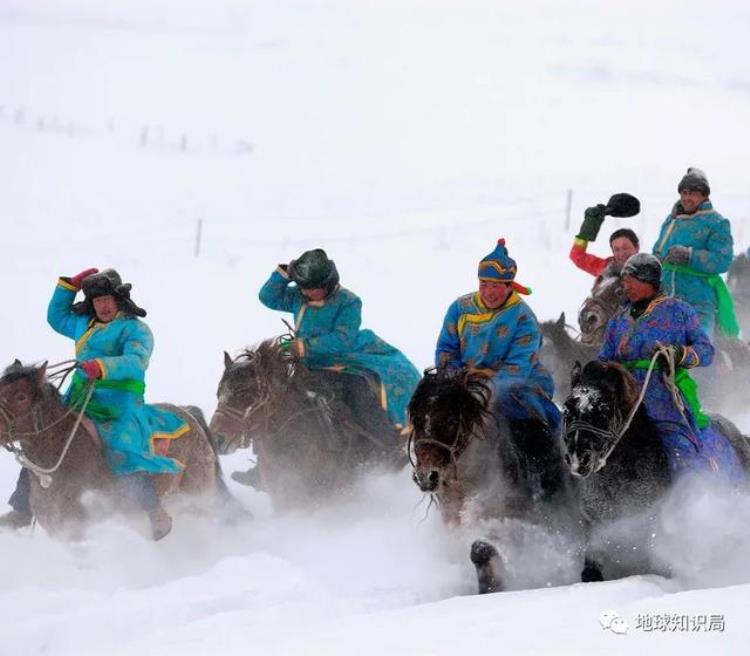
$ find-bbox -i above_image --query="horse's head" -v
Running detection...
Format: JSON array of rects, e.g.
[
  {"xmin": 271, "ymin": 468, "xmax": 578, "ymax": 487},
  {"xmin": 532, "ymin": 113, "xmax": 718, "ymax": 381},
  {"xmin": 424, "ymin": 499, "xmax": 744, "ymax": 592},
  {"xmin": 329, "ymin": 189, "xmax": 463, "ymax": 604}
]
[
  {"xmin": 578, "ymin": 276, "xmax": 624, "ymax": 346},
  {"xmin": 728, "ymin": 253, "xmax": 750, "ymax": 299},
  {"xmin": 408, "ymin": 369, "xmax": 491, "ymax": 493},
  {"xmin": 210, "ymin": 341, "xmax": 291, "ymax": 454},
  {"xmin": 0, "ymin": 360, "xmax": 50, "ymax": 444},
  {"xmin": 562, "ymin": 360, "xmax": 638, "ymax": 477}
]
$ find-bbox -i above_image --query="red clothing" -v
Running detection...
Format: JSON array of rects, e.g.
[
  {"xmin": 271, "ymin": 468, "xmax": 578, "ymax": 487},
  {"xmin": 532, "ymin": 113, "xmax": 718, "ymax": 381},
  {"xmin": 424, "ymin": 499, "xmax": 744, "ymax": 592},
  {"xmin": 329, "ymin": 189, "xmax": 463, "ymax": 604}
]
[{"xmin": 569, "ymin": 238, "xmax": 612, "ymax": 277}]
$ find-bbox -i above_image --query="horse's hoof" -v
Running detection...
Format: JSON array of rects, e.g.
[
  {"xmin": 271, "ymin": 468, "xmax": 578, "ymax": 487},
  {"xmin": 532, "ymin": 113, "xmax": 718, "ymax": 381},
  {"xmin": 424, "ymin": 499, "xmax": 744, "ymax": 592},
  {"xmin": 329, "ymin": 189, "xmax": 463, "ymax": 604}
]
[
  {"xmin": 231, "ymin": 467, "xmax": 262, "ymax": 489},
  {"xmin": 471, "ymin": 540, "xmax": 502, "ymax": 594},
  {"xmin": 149, "ymin": 507, "xmax": 173, "ymax": 541},
  {"xmin": 470, "ymin": 539, "xmax": 498, "ymax": 566},
  {"xmin": 581, "ymin": 564, "xmax": 604, "ymax": 582}
]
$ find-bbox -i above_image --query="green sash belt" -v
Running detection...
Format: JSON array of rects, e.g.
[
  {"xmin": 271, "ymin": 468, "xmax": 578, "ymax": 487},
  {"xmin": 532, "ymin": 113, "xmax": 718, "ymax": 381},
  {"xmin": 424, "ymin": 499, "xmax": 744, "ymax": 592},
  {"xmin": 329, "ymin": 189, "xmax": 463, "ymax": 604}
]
[
  {"xmin": 68, "ymin": 376, "xmax": 146, "ymax": 422},
  {"xmin": 663, "ymin": 263, "xmax": 739, "ymax": 338},
  {"xmin": 624, "ymin": 359, "xmax": 709, "ymax": 429}
]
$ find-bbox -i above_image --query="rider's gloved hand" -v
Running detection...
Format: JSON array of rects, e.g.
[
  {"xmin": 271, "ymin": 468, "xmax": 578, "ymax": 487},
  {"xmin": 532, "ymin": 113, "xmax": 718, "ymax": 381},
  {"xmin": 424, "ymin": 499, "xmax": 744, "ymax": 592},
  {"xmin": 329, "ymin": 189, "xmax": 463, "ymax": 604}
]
[
  {"xmin": 69, "ymin": 268, "xmax": 99, "ymax": 290},
  {"xmin": 279, "ymin": 337, "xmax": 304, "ymax": 357},
  {"xmin": 576, "ymin": 205, "xmax": 607, "ymax": 242},
  {"xmin": 664, "ymin": 246, "xmax": 691, "ymax": 265},
  {"xmin": 655, "ymin": 345, "xmax": 686, "ymax": 370},
  {"xmin": 79, "ymin": 360, "xmax": 103, "ymax": 380}
]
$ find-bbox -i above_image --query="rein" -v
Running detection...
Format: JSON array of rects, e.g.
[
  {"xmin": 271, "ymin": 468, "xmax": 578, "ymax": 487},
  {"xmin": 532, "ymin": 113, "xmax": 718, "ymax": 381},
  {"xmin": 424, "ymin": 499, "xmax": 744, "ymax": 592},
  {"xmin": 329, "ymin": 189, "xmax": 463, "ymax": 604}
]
[
  {"xmin": 3, "ymin": 381, "xmax": 95, "ymax": 488},
  {"xmin": 564, "ymin": 345, "xmax": 674, "ymax": 466}
]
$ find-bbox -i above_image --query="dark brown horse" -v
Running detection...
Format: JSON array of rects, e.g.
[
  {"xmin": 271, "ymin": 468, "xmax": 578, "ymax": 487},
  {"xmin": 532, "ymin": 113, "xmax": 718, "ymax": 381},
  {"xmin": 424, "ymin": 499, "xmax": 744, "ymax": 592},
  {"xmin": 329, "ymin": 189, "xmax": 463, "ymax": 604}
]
[
  {"xmin": 539, "ymin": 313, "xmax": 597, "ymax": 402},
  {"xmin": 0, "ymin": 361, "xmax": 226, "ymax": 540},
  {"xmin": 210, "ymin": 340, "xmax": 403, "ymax": 511},
  {"xmin": 409, "ymin": 368, "xmax": 581, "ymax": 593}
]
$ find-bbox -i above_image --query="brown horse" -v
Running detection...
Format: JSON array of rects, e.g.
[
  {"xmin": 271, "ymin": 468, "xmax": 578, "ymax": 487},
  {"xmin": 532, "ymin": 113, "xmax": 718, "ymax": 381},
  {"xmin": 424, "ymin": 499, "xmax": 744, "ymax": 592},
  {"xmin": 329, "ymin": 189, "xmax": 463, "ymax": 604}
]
[
  {"xmin": 0, "ymin": 361, "xmax": 226, "ymax": 540},
  {"xmin": 210, "ymin": 340, "xmax": 403, "ymax": 512},
  {"xmin": 409, "ymin": 368, "xmax": 581, "ymax": 593}
]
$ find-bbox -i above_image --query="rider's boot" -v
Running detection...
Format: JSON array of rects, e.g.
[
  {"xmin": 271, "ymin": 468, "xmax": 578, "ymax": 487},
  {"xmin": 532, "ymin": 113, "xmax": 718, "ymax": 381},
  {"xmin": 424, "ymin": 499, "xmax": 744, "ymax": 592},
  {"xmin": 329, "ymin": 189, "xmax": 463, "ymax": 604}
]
[
  {"xmin": 148, "ymin": 503, "xmax": 173, "ymax": 541},
  {"xmin": 1, "ymin": 468, "xmax": 33, "ymax": 529},
  {"xmin": 231, "ymin": 465, "xmax": 262, "ymax": 489},
  {"xmin": 127, "ymin": 473, "xmax": 173, "ymax": 541}
]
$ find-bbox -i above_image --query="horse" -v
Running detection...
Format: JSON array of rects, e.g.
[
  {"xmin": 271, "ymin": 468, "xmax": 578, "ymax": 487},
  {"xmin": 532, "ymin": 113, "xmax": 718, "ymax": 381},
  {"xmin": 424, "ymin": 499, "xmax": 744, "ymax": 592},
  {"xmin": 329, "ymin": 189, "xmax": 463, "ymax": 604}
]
[
  {"xmin": 561, "ymin": 359, "xmax": 750, "ymax": 582},
  {"xmin": 0, "ymin": 361, "xmax": 228, "ymax": 540},
  {"xmin": 409, "ymin": 368, "xmax": 581, "ymax": 594},
  {"xmin": 539, "ymin": 313, "xmax": 597, "ymax": 402},
  {"xmin": 577, "ymin": 274, "xmax": 624, "ymax": 345},
  {"xmin": 209, "ymin": 340, "xmax": 403, "ymax": 511}
]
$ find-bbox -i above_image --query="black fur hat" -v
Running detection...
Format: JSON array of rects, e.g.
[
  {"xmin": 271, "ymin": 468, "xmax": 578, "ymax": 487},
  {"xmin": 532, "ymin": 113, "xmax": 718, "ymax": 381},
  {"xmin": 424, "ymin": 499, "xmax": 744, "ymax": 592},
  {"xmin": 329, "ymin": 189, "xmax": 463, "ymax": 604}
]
[{"xmin": 72, "ymin": 269, "xmax": 147, "ymax": 318}]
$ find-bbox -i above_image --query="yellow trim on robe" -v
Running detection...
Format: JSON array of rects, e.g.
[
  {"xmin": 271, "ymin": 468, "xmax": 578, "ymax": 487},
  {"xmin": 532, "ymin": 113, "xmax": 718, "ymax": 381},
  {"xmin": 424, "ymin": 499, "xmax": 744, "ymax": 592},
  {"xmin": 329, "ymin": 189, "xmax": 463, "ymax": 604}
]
[
  {"xmin": 295, "ymin": 304, "xmax": 307, "ymax": 332},
  {"xmin": 655, "ymin": 219, "xmax": 677, "ymax": 255},
  {"xmin": 58, "ymin": 278, "xmax": 78, "ymax": 292},
  {"xmin": 457, "ymin": 292, "xmax": 522, "ymax": 336}
]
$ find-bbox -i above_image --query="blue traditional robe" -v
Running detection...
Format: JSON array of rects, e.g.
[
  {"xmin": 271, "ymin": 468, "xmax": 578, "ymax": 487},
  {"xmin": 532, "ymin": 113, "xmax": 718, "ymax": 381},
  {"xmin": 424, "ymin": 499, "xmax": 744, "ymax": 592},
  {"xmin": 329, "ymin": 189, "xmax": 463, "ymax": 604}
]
[
  {"xmin": 435, "ymin": 291, "xmax": 559, "ymax": 430},
  {"xmin": 599, "ymin": 295, "xmax": 743, "ymax": 481},
  {"xmin": 48, "ymin": 280, "xmax": 188, "ymax": 477},
  {"xmin": 259, "ymin": 269, "xmax": 420, "ymax": 428},
  {"xmin": 653, "ymin": 200, "xmax": 734, "ymax": 334}
]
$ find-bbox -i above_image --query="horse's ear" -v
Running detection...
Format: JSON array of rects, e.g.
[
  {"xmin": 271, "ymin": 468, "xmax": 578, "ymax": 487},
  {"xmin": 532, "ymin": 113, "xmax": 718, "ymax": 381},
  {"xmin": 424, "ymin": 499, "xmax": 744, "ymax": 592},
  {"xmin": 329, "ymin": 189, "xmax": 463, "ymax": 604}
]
[
  {"xmin": 571, "ymin": 360, "xmax": 582, "ymax": 388},
  {"xmin": 556, "ymin": 312, "xmax": 566, "ymax": 328},
  {"xmin": 36, "ymin": 361, "xmax": 48, "ymax": 385},
  {"xmin": 223, "ymin": 351, "xmax": 233, "ymax": 369},
  {"xmin": 13, "ymin": 358, "xmax": 22, "ymax": 366}
]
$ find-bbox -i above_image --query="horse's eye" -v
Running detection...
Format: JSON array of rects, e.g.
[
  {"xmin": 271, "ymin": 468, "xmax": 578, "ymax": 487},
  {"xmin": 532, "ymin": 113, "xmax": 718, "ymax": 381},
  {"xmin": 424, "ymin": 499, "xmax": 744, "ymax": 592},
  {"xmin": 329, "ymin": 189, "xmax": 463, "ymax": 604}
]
[{"xmin": 15, "ymin": 392, "xmax": 27, "ymax": 403}]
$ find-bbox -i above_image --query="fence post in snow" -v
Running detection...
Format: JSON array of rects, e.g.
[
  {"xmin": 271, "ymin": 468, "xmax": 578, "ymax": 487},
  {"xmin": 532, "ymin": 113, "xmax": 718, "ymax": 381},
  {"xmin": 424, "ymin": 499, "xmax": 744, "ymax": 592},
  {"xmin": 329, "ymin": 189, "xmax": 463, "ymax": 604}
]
[
  {"xmin": 140, "ymin": 127, "xmax": 149, "ymax": 147},
  {"xmin": 564, "ymin": 189, "xmax": 573, "ymax": 233},
  {"xmin": 195, "ymin": 219, "xmax": 203, "ymax": 257}
]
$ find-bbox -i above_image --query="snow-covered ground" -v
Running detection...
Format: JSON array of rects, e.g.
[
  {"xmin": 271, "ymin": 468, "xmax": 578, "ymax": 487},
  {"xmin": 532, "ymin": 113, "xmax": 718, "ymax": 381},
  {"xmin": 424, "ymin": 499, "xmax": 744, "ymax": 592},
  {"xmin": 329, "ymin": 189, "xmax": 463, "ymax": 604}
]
[{"xmin": 2, "ymin": 1, "xmax": 750, "ymax": 654}]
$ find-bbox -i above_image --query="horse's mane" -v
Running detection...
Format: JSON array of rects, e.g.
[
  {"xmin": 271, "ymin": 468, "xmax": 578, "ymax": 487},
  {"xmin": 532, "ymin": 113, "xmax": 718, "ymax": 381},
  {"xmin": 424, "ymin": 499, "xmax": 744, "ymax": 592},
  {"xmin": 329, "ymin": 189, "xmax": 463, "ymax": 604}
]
[
  {"xmin": 579, "ymin": 360, "xmax": 639, "ymax": 413},
  {"xmin": 1, "ymin": 361, "xmax": 60, "ymax": 401},
  {"xmin": 409, "ymin": 368, "xmax": 493, "ymax": 444}
]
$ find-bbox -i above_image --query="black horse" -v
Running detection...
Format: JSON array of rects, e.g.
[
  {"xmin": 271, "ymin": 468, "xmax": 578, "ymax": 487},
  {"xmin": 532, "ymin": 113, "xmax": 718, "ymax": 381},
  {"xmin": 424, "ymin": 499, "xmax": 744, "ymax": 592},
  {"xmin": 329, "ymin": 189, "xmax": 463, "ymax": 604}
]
[
  {"xmin": 562, "ymin": 359, "xmax": 750, "ymax": 582},
  {"xmin": 409, "ymin": 369, "xmax": 581, "ymax": 593}
]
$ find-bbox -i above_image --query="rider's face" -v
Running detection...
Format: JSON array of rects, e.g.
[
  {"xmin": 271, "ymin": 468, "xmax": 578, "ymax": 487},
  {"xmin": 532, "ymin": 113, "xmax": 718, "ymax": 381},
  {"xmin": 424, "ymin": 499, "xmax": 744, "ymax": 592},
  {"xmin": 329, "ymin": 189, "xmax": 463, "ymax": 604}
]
[
  {"xmin": 679, "ymin": 189, "xmax": 707, "ymax": 214},
  {"xmin": 301, "ymin": 288, "xmax": 327, "ymax": 302},
  {"xmin": 478, "ymin": 280, "xmax": 512, "ymax": 309},
  {"xmin": 610, "ymin": 237, "xmax": 638, "ymax": 265},
  {"xmin": 622, "ymin": 275, "xmax": 656, "ymax": 303},
  {"xmin": 93, "ymin": 295, "xmax": 118, "ymax": 323}
]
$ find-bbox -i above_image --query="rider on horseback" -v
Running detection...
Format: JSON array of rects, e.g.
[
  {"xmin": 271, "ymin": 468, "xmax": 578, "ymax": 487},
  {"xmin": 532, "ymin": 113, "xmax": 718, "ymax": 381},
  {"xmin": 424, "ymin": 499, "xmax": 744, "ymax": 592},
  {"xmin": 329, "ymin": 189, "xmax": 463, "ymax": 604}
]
[
  {"xmin": 598, "ymin": 253, "xmax": 744, "ymax": 481},
  {"xmin": 255, "ymin": 248, "xmax": 420, "ymax": 453},
  {"xmin": 570, "ymin": 205, "xmax": 640, "ymax": 288},
  {"xmin": 2, "ymin": 268, "xmax": 187, "ymax": 539},
  {"xmin": 653, "ymin": 167, "xmax": 738, "ymax": 337},
  {"xmin": 435, "ymin": 238, "xmax": 562, "ymax": 499}
]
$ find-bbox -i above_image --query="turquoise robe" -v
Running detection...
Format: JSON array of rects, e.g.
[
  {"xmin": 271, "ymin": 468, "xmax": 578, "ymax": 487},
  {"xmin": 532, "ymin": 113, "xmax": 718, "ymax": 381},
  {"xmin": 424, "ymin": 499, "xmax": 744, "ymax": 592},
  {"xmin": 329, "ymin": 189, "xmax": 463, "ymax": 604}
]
[
  {"xmin": 47, "ymin": 280, "xmax": 187, "ymax": 477},
  {"xmin": 653, "ymin": 200, "xmax": 734, "ymax": 334},
  {"xmin": 259, "ymin": 269, "xmax": 420, "ymax": 428}
]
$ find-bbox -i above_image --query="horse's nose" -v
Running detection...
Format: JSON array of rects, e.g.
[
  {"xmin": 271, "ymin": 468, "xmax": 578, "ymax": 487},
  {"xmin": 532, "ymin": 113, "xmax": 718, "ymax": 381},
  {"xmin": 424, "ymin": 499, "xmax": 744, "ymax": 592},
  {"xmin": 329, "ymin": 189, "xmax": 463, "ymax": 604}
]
[
  {"xmin": 413, "ymin": 469, "xmax": 440, "ymax": 492},
  {"xmin": 564, "ymin": 452, "xmax": 572, "ymax": 465}
]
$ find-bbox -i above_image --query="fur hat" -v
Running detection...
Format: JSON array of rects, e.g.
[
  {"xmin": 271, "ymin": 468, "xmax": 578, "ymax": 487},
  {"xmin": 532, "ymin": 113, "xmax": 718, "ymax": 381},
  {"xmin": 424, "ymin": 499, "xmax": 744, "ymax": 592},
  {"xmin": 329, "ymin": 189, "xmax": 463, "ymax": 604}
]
[
  {"xmin": 288, "ymin": 249, "xmax": 340, "ymax": 295},
  {"xmin": 72, "ymin": 269, "xmax": 147, "ymax": 317},
  {"xmin": 678, "ymin": 167, "xmax": 710, "ymax": 196},
  {"xmin": 621, "ymin": 253, "xmax": 662, "ymax": 290}
]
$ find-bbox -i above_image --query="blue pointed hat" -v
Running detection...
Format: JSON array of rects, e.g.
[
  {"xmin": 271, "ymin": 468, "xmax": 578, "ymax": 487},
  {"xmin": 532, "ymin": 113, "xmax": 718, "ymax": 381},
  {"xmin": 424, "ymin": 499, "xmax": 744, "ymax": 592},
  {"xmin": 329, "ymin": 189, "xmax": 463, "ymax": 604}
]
[
  {"xmin": 478, "ymin": 238, "xmax": 532, "ymax": 294},
  {"xmin": 478, "ymin": 238, "xmax": 517, "ymax": 281}
]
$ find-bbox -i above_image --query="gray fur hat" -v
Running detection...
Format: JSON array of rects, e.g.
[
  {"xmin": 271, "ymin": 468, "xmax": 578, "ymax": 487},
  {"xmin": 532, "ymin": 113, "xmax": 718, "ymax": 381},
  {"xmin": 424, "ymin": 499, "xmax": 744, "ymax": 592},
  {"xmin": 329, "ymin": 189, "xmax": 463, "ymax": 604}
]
[
  {"xmin": 678, "ymin": 167, "xmax": 710, "ymax": 196},
  {"xmin": 621, "ymin": 253, "xmax": 662, "ymax": 290}
]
